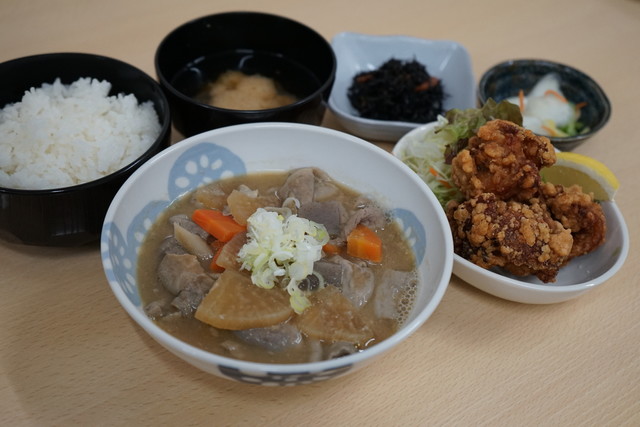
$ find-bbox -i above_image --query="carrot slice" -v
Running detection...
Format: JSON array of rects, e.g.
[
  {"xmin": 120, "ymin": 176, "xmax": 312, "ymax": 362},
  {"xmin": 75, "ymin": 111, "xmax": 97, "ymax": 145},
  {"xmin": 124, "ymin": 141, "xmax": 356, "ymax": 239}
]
[
  {"xmin": 541, "ymin": 124, "xmax": 558, "ymax": 136},
  {"xmin": 322, "ymin": 242, "xmax": 341, "ymax": 255},
  {"xmin": 209, "ymin": 240, "xmax": 226, "ymax": 273},
  {"xmin": 518, "ymin": 89, "xmax": 525, "ymax": 112},
  {"xmin": 347, "ymin": 224, "xmax": 382, "ymax": 263},
  {"xmin": 544, "ymin": 89, "xmax": 567, "ymax": 103},
  {"xmin": 414, "ymin": 80, "xmax": 431, "ymax": 91},
  {"xmin": 428, "ymin": 167, "xmax": 452, "ymax": 188},
  {"xmin": 192, "ymin": 209, "xmax": 246, "ymax": 242}
]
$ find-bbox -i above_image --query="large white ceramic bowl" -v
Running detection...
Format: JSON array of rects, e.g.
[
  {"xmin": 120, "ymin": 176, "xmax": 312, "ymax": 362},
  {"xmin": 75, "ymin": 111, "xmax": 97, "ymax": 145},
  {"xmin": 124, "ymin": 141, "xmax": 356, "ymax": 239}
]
[
  {"xmin": 393, "ymin": 122, "xmax": 629, "ymax": 304},
  {"xmin": 328, "ymin": 32, "xmax": 475, "ymax": 142},
  {"xmin": 101, "ymin": 122, "xmax": 453, "ymax": 385}
]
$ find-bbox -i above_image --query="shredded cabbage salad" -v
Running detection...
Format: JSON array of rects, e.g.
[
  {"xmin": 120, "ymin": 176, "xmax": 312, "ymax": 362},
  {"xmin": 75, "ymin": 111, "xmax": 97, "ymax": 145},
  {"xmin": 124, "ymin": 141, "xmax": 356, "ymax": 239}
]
[
  {"xmin": 399, "ymin": 116, "xmax": 462, "ymax": 207},
  {"xmin": 397, "ymin": 99, "xmax": 523, "ymax": 207},
  {"xmin": 237, "ymin": 208, "xmax": 329, "ymax": 314}
]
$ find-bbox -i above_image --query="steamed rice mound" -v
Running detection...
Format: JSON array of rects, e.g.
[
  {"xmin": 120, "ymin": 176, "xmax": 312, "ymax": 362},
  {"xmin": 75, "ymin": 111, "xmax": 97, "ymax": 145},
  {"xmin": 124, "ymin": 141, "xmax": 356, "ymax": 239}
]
[{"xmin": 0, "ymin": 77, "xmax": 161, "ymax": 190}]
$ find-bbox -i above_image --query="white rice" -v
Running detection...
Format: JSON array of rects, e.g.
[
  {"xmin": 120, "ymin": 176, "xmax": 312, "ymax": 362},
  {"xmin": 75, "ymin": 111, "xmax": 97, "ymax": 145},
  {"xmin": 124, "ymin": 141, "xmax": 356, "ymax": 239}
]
[{"xmin": 0, "ymin": 77, "xmax": 162, "ymax": 190}]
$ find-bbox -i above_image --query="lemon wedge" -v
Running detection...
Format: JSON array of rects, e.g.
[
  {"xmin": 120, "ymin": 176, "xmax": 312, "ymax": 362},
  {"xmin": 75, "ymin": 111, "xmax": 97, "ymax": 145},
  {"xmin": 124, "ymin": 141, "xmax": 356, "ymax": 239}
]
[{"xmin": 540, "ymin": 152, "xmax": 620, "ymax": 201}]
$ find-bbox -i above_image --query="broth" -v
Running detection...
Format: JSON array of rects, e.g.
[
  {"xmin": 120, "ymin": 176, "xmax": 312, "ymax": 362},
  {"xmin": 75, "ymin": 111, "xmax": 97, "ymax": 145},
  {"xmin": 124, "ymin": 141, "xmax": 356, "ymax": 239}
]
[
  {"xmin": 138, "ymin": 168, "xmax": 418, "ymax": 364},
  {"xmin": 170, "ymin": 49, "xmax": 320, "ymax": 109}
]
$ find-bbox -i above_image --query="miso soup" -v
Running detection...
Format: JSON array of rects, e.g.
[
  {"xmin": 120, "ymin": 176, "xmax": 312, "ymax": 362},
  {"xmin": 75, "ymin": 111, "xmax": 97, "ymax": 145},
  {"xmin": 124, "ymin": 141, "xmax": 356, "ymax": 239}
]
[{"xmin": 170, "ymin": 49, "xmax": 319, "ymax": 110}]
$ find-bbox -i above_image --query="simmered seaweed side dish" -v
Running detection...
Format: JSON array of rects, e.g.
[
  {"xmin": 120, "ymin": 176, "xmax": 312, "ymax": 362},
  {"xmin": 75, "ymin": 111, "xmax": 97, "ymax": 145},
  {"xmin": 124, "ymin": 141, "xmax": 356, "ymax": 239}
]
[
  {"xmin": 348, "ymin": 58, "xmax": 445, "ymax": 123},
  {"xmin": 138, "ymin": 168, "xmax": 418, "ymax": 364}
]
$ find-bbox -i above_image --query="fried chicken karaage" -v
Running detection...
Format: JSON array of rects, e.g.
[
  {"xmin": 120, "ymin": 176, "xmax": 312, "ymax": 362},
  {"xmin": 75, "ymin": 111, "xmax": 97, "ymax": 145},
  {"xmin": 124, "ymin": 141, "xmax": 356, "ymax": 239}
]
[
  {"xmin": 540, "ymin": 182, "xmax": 606, "ymax": 258},
  {"xmin": 451, "ymin": 119, "xmax": 556, "ymax": 201},
  {"xmin": 446, "ymin": 119, "xmax": 606, "ymax": 283},
  {"xmin": 447, "ymin": 193, "xmax": 573, "ymax": 283}
]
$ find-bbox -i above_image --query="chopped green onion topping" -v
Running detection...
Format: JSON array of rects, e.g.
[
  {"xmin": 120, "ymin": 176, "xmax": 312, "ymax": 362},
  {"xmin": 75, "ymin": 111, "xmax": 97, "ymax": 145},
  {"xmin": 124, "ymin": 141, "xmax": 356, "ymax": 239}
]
[{"xmin": 238, "ymin": 208, "xmax": 329, "ymax": 314}]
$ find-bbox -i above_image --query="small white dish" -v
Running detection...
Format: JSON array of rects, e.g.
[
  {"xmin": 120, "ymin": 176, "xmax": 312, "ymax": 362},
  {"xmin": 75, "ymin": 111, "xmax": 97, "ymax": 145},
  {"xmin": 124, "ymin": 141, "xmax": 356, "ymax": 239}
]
[
  {"xmin": 393, "ymin": 122, "xmax": 630, "ymax": 304},
  {"xmin": 328, "ymin": 32, "xmax": 475, "ymax": 142}
]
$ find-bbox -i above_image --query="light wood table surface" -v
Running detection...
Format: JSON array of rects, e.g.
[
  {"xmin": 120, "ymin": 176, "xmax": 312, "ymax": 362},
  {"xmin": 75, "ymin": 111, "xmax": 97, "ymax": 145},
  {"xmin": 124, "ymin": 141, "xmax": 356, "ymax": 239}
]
[{"xmin": 1, "ymin": 0, "xmax": 638, "ymax": 425}]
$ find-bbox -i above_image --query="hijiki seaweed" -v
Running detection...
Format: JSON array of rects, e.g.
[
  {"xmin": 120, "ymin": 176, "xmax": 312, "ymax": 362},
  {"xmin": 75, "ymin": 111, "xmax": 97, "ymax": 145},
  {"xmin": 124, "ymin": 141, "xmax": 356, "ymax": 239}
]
[{"xmin": 347, "ymin": 58, "xmax": 445, "ymax": 123}]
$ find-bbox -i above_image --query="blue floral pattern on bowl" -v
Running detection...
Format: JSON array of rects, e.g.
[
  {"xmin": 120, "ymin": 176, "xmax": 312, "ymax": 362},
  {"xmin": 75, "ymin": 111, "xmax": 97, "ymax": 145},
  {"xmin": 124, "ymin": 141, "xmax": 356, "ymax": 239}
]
[
  {"xmin": 102, "ymin": 142, "xmax": 246, "ymax": 306},
  {"xmin": 218, "ymin": 363, "xmax": 353, "ymax": 386},
  {"xmin": 391, "ymin": 207, "xmax": 426, "ymax": 266}
]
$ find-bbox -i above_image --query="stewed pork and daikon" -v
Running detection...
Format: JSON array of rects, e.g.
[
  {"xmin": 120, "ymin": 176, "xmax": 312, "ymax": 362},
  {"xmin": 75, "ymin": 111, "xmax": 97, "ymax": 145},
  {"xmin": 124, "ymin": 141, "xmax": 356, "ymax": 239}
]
[{"xmin": 137, "ymin": 168, "xmax": 418, "ymax": 364}]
